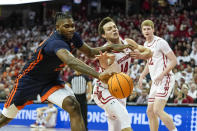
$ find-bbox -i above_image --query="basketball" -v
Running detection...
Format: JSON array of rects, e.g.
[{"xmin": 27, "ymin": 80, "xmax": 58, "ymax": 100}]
[{"xmin": 108, "ymin": 72, "xmax": 133, "ymax": 99}]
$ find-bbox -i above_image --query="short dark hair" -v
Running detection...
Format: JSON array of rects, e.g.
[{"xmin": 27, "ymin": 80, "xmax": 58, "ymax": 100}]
[
  {"xmin": 98, "ymin": 17, "xmax": 114, "ymax": 36},
  {"xmin": 55, "ymin": 12, "xmax": 73, "ymax": 24}
]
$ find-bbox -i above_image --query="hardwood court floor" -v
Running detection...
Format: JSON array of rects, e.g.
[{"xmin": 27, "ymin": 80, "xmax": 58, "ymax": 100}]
[{"xmin": 0, "ymin": 125, "xmax": 105, "ymax": 131}]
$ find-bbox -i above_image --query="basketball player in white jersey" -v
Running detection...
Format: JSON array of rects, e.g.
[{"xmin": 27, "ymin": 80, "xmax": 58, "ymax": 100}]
[
  {"xmin": 93, "ymin": 17, "xmax": 152, "ymax": 131},
  {"xmin": 139, "ymin": 20, "xmax": 178, "ymax": 131},
  {"xmin": 30, "ymin": 102, "xmax": 57, "ymax": 128}
]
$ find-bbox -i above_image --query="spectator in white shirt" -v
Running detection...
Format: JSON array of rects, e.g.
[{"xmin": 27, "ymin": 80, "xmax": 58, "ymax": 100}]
[
  {"xmin": 188, "ymin": 83, "xmax": 197, "ymax": 100},
  {"xmin": 190, "ymin": 48, "xmax": 197, "ymax": 65},
  {"xmin": 185, "ymin": 65, "xmax": 193, "ymax": 82},
  {"xmin": 129, "ymin": 60, "xmax": 140, "ymax": 80}
]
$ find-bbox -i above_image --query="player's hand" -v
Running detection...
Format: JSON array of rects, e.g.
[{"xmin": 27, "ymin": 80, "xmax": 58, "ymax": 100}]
[
  {"xmin": 109, "ymin": 44, "xmax": 129, "ymax": 52},
  {"xmin": 95, "ymin": 51, "xmax": 115, "ymax": 69},
  {"xmin": 154, "ymin": 74, "xmax": 164, "ymax": 85},
  {"xmin": 99, "ymin": 71, "xmax": 115, "ymax": 84},
  {"xmin": 138, "ymin": 76, "xmax": 144, "ymax": 89},
  {"xmin": 86, "ymin": 93, "xmax": 92, "ymax": 101},
  {"xmin": 130, "ymin": 49, "xmax": 142, "ymax": 59}
]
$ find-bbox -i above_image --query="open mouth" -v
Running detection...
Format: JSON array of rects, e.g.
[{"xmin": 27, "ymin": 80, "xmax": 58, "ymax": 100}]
[{"xmin": 113, "ymin": 32, "xmax": 118, "ymax": 35}]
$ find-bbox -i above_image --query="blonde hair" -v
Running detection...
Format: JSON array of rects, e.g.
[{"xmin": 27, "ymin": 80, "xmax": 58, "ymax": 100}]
[{"xmin": 141, "ymin": 20, "xmax": 154, "ymax": 29}]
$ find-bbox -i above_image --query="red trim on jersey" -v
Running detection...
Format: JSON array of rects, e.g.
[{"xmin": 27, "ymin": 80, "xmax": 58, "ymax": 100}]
[
  {"xmin": 148, "ymin": 98, "xmax": 155, "ymax": 99},
  {"xmin": 148, "ymin": 98, "xmax": 155, "ymax": 102},
  {"xmin": 147, "ymin": 40, "xmax": 156, "ymax": 47},
  {"xmin": 94, "ymin": 86, "xmax": 115, "ymax": 104},
  {"xmin": 155, "ymin": 75, "xmax": 171, "ymax": 97}
]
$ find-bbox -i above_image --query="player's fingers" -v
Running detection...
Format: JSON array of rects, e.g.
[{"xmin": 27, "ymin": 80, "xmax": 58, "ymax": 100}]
[
  {"xmin": 99, "ymin": 51, "xmax": 103, "ymax": 55},
  {"xmin": 95, "ymin": 55, "xmax": 101, "ymax": 57},
  {"xmin": 111, "ymin": 72, "xmax": 117, "ymax": 75},
  {"xmin": 93, "ymin": 57, "xmax": 98, "ymax": 61},
  {"xmin": 103, "ymin": 51, "xmax": 107, "ymax": 55}
]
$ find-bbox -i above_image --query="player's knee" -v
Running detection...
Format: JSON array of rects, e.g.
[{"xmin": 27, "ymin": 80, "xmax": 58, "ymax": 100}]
[
  {"xmin": 0, "ymin": 114, "xmax": 13, "ymax": 127},
  {"xmin": 146, "ymin": 108, "xmax": 154, "ymax": 116},
  {"xmin": 153, "ymin": 108, "xmax": 161, "ymax": 117},
  {"xmin": 62, "ymin": 96, "xmax": 81, "ymax": 114}
]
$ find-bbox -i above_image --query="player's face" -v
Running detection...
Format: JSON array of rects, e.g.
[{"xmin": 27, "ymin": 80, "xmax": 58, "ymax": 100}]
[
  {"xmin": 142, "ymin": 26, "xmax": 154, "ymax": 38},
  {"xmin": 102, "ymin": 22, "xmax": 119, "ymax": 40},
  {"xmin": 57, "ymin": 18, "xmax": 75, "ymax": 39}
]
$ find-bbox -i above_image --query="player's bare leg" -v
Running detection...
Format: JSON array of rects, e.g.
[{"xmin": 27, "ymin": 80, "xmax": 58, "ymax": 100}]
[
  {"xmin": 62, "ymin": 96, "xmax": 86, "ymax": 131},
  {"xmin": 0, "ymin": 114, "xmax": 13, "ymax": 127},
  {"xmin": 153, "ymin": 99, "xmax": 176, "ymax": 131},
  {"xmin": 122, "ymin": 127, "xmax": 133, "ymax": 131},
  {"xmin": 147, "ymin": 103, "xmax": 159, "ymax": 131}
]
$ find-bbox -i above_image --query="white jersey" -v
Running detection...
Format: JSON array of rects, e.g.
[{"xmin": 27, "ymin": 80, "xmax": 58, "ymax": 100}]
[
  {"xmin": 93, "ymin": 39, "xmax": 132, "ymax": 106},
  {"xmin": 95, "ymin": 39, "xmax": 132, "ymax": 89},
  {"xmin": 144, "ymin": 36, "xmax": 174, "ymax": 80},
  {"xmin": 93, "ymin": 40, "xmax": 133, "ymax": 129}
]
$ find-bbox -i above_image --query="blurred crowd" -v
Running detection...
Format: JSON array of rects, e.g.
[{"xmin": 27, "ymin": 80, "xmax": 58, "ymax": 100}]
[{"xmin": 0, "ymin": 3, "xmax": 197, "ymax": 105}]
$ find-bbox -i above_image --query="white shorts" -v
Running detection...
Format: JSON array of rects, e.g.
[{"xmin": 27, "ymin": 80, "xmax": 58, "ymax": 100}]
[
  {"xmin": 93, "ymin": 85, "xmax": 131, "ymax": 130},
  {"xmin": 2, "ymin": 85, "xmax": 75, "ymax": 118},
  {"xmin": 148, "ymin": 75, "xmax": 175, "ymax": 103}
]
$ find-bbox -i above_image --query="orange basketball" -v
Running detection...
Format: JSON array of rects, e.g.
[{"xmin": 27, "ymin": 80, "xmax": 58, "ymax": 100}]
[{"xmin": 108, "ymin": 72, "xmax": 133, "ymax": 99}]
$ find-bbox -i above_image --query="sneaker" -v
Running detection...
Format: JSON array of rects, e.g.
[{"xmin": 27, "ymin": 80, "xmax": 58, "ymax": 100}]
[
  {"xmin": 39, "ymin": 124, "xmax": 46, "ymax": 128},
  {"xmin": 30, "ymin": 123, "xmax": 38, "ymax": 128}
]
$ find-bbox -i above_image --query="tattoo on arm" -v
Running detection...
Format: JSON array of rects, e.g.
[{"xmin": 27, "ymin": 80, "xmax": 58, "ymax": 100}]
[{"xmin": 56, "ymin": 49, "xmax": 99, "ymax": 78}]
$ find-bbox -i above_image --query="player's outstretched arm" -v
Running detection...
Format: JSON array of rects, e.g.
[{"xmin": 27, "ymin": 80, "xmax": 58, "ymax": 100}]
[
  {"xmin": 125, "ymin": 38, "xmax": 152, "ymax": 60},
  {"xmin": 56, "ymin": 48, "xmax": 100, "ymax": 79},
  {"xmin": 56, "ymin": 49, "xmax": 112, "ymax": 83},
  {"xmin": 78, "ymin": 42, "xmax": 129, "ymax": 58}
]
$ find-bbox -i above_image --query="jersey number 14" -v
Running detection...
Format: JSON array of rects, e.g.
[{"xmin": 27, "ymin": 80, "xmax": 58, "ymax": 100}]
[{"xmin": 121, "ymin": 62, "xmax": 128, "ymax": 73}]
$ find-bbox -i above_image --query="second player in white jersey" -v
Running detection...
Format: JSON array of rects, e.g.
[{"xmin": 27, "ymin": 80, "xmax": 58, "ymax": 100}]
[
  {"xmin": 144, "ymin": 36, "xmax": 173, "ymax": 80},
  {"xmin": 139, "ymin": 19, "xmax": 177, "ymax": 131},
  {"xmin": 144, "ymin": 36, "xmax": 175, "ymax": 101}
]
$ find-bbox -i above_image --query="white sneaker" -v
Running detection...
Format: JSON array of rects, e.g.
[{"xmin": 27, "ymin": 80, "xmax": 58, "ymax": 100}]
[
  {"xmin": 30, "ymin": 123, "xmax": 38, "ymax": 128},
  {"xmin": 39, "ymin": 124, "xmax": 46, "ymax": 128}
]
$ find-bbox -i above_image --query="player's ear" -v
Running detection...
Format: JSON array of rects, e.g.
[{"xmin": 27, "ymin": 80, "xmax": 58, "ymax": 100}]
[{"xmin": 102, "ymin": 34, "xmax": 106, "ymax": 39}]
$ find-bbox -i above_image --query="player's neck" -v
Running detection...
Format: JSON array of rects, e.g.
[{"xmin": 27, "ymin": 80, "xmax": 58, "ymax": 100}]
[{"xmin": 146, "ymin": 35, "xmax": 154, "ymax": 43}]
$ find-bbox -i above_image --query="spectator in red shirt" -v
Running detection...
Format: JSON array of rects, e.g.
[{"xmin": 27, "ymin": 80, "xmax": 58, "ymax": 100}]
[{"xmin": 174, "ymin": 84, "xmax": 193, "ymax": 104}]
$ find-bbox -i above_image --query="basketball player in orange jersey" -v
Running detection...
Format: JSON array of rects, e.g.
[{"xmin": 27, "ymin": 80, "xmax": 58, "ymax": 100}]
[
  {"xmin": 93, "ymin": 17, "xmax": 152, "ymax": 131},
  {"xmin": 139, "ymin": 20, "xmax": 178, "ymax": 131}
]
